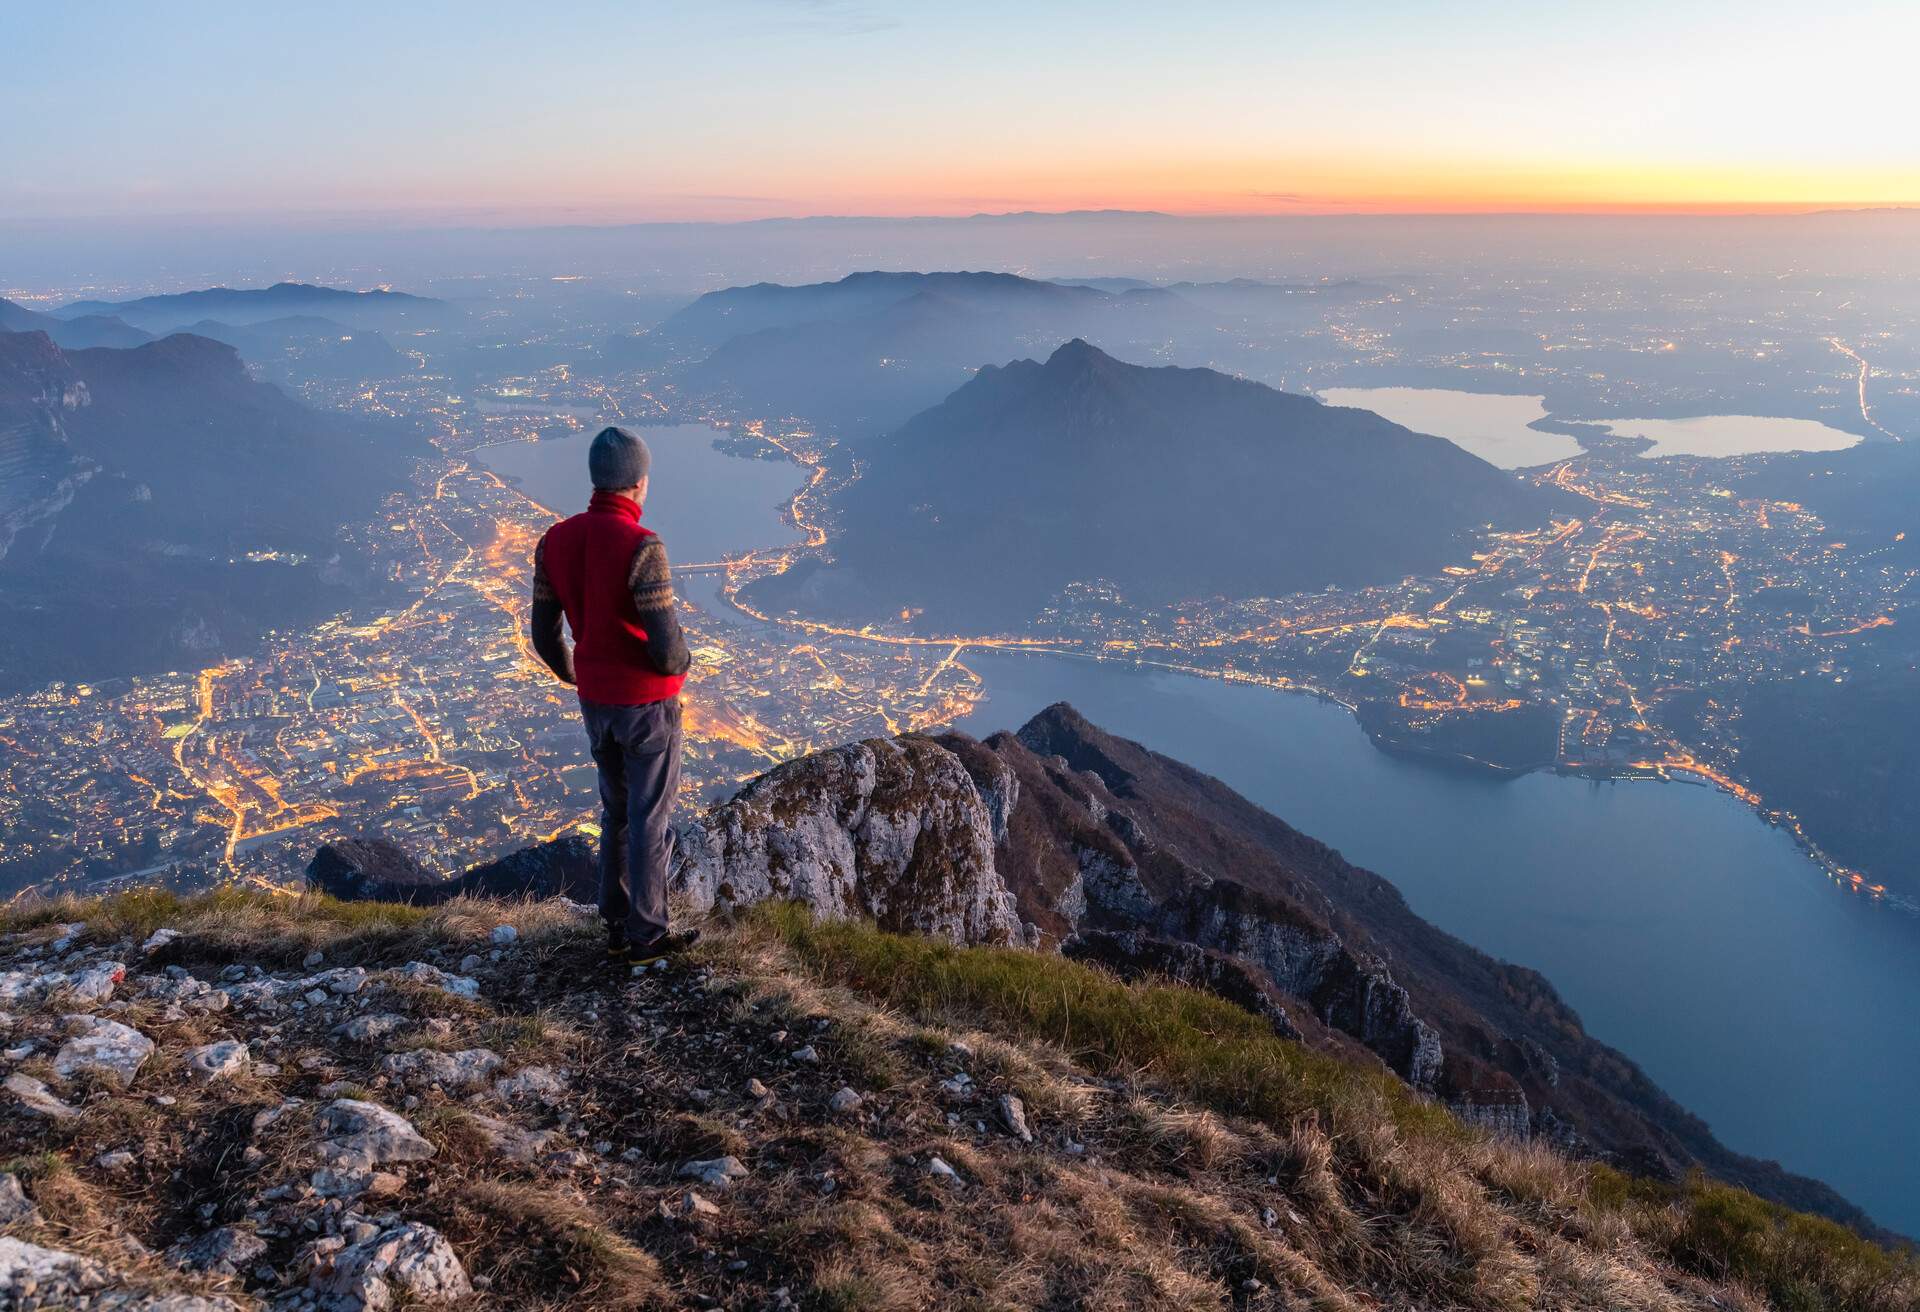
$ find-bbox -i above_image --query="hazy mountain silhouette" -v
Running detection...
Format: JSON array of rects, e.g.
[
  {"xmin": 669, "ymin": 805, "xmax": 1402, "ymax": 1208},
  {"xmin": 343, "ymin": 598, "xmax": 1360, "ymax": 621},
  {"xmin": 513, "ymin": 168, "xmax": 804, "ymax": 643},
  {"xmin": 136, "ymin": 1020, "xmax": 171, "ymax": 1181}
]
[
  {"xmin": 54, "ymin": 281, "xmax": 450, "ymax": 333},
  {"xmin": 749, "ymin": 339, "xmax": 1550, "ymax": 628},
  {"xmin": 653, "ymin": 270, "xmax": 1197, "ymax": 432},
  {"xmin": 0, "ymin": 297, "xmax": 152, "ymax": 349},
  {"xmin": 181, "ymin": 315, "xmax": 411, "ymax": 382},
  {"xmin": 0, "ymin": 330, "xmax": 421, "ymax": 689}
]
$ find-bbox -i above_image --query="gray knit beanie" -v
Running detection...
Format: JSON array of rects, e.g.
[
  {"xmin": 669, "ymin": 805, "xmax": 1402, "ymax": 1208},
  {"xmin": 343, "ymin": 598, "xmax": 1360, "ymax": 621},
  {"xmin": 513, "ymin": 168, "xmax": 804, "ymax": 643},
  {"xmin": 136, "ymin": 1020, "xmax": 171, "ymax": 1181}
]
[{"xmin": 588, "ymin": 425, "xmax": 651, "ymax": 490}]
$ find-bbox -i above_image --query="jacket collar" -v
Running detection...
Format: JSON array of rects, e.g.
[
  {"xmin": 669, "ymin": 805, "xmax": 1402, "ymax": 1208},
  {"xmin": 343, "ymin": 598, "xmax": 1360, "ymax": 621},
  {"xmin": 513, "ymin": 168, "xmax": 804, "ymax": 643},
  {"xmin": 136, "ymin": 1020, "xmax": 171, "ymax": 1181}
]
[{"xmin": 588, "ymin": 489, "xmax": 642, "ymax": 522}]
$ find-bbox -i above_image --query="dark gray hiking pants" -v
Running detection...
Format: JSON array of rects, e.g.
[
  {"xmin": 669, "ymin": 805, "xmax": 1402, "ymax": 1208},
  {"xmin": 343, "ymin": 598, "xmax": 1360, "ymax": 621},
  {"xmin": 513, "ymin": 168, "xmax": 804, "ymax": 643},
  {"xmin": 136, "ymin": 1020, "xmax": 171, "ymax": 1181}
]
[{"xmin": 579, "ymin": 696, "xmax": 683, "ymax": 946}]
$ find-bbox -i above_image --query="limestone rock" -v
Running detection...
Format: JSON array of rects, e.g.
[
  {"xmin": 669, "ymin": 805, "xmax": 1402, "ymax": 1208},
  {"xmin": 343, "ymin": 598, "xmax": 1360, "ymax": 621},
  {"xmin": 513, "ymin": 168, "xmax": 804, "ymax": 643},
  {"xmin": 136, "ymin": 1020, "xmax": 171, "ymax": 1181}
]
[
  {"xmin": 68, "ymin": 960, "xmax": 127, "ymax": 1003},
  {"xmin": 0, "ymin": 1236, "xmax": 112, "ymax": 1303},
  {"xmin": 379, "ymin": 1047, "xmax": 502, "ymax": 1093},
  {"xmin": 462, "ymin": 1113, "xmax": 554, "ymax": 1162},
  {"xmin": 317, "ymin": 1099, "xmax": 436, "ymax": 1171},
  {"xmin": 678, "ymin": 1155, "xmax": 748, "ymax": 1189},
  {"xmin": 392, "ymin": 962, "xmax": 480, "ymax": 1000},
  {"xmin": 492, "ymin": 1065, "xmax": 568, "ymax": 1105},
  {"xmin": 671, "ymin": 735, "xmax": 1021, "ymax": 944},
  {"xmin": 4, "ymin": 1072, "xmax": 79, "ymax": 1120},
  {"xmin": 53, "ymin": 1014, "xmax": 154, "ymax": 1089},
  {"xmin": 185, "ymin": 1039, "xmax": 250, "ymax": 1084},
  {"xmin": 0, "ymin": 1173, "xmax": 39, "ymax": 1228},
  {"xmin": 310, "ymin": 1220, "xmax": 470, "ymax": 1309},
  {"xmin": 168, "ymin": 1224, "xmax": 267, "ymax": 1274},
  {"xmin": 996, "ymin": 1093, "xmax": 1033, "ymax": 1143}
]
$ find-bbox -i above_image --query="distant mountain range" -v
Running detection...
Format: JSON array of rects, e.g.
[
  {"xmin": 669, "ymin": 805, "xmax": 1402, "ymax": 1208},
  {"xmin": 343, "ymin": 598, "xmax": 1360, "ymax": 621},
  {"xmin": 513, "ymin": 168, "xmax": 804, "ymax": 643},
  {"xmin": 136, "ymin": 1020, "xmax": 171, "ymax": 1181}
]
[
  {"xmin": 0, "ymin": 329, "xmax": 421, "ymax": 691},
  {"xmin": 625, "ymin": 269, "xmax": 1401, "ymax": 432},
  {"xmin": 180, "ymin": 315, "xmax": 412, "ymax": 382},
  {"xmin": 632, "ymin": 270, "xmax": 1189, "ymax": 431},
  {"xmin": 51, "ymin": 282, "xmax": 450, "ymax": 334},
  {"xmin": 0, "ymin": 297, "xmax": 152, "ymax": 350},
  {"xmin": 749, "ymin": 339, "xmax": 1551, "ymax": 628}
]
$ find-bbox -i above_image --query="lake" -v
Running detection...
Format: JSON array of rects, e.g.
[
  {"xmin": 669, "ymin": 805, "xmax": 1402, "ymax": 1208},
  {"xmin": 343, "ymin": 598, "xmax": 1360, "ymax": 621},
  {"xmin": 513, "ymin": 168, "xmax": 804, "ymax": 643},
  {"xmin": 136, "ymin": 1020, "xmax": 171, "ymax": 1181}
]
[
  {"xmin": 478, "ymin": 423, "xmax": 803, "ymax": 564},
  {"xmin": 948, "ymin": 647, "xmax": 1919, "ymax": 1235},
  {"xmin": 1594, "ymin": 414, "xmax": 1863, "ymax": 459},
  {"xmin": 1317, "ymin": 387, "xmax": 1584, "ymax": 468}
]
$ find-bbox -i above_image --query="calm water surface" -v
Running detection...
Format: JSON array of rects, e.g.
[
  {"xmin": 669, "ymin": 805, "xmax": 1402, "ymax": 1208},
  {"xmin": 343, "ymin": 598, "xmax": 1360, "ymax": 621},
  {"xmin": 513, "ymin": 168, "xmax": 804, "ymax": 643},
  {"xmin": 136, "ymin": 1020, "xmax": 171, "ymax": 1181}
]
[
  {"xmin": 1594, "ymin": 414, "xmax": 1863, "ymax": 459},
  {"xmin": 1317, "ymin": 387, "xmax": 1583, "ymax": 467},
  {"xmin": 479, "ymin": 423, "xmax": 802, "ymax": 563},
  {"xmin": 950, "ymin": 648, "xmax": 1917, "ymax": 1235},
  {"xmin": 664, "ymin": 447, "xmax": 1910, "ymax": 1232}
]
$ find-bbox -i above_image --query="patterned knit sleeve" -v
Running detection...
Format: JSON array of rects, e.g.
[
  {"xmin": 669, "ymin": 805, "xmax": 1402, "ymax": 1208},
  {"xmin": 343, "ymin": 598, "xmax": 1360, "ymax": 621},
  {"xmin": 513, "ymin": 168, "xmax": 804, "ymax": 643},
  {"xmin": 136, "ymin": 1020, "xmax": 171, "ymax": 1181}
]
[
  {"xmin": 627, "ymin": 537, "xmax": 691, "ymax": 677},
  {"xmin": 529, "ymin": 533, "xmax": 575, "ymax": 684}
]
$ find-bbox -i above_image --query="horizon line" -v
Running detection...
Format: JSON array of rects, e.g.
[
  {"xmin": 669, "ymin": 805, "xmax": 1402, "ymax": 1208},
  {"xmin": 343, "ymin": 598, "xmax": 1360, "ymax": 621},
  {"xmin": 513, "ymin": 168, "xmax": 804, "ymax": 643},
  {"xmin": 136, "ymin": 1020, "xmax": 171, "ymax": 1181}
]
[{"xmin": 7, "ymin": 202, "xmax": 1920, "ymax": 235}]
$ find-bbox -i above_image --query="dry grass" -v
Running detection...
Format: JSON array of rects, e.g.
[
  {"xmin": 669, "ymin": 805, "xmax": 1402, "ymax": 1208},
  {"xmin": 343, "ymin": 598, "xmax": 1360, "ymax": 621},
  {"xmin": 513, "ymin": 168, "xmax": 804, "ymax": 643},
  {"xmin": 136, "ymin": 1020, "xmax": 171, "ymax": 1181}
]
[
  {"xmin": 3, "ymin": 889, "xmax": 1913, "ymax": 1312},
  {"xmin": 740, "ymin": 902, "xmax": 1920, "ymax": 1312},
  {"xmin": 444, "ymin": 1179, "xmax": 664, "ymax": 1310}
]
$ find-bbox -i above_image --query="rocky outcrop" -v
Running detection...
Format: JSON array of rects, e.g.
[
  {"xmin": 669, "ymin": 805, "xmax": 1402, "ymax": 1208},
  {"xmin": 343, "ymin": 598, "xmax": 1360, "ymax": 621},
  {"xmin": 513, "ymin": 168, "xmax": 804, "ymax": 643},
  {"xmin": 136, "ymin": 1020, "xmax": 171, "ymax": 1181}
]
[
  {"xmin": 1062, "ymin": 929, "xmax": 1302, "ymax": 1041},
  {"xmin": 1154, "ymin": 882, "xmax": 1443, "ymax": 1089},
  {"xmin": 306, "ymin": 838, "xmax": 438, "ymax": 902},
  {"xmin": 307, "ymin": 835, "xmax": 595, "ymax": 906},
  {"xmin": 452, "ymin": 834, "xmax": 595, "ymax": 902},
  {"xmin": 670, "ymin": 735, "xmax": 1022, "ymax": 944}
]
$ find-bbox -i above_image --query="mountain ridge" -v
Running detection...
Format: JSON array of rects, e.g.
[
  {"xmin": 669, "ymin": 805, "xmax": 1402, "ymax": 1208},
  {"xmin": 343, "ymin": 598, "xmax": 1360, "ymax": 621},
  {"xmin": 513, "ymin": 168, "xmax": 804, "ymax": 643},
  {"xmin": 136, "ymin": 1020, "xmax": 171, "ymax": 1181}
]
[{"xmin": 750, "ymin": 339, "xmax": 1554, "ymax": 627}]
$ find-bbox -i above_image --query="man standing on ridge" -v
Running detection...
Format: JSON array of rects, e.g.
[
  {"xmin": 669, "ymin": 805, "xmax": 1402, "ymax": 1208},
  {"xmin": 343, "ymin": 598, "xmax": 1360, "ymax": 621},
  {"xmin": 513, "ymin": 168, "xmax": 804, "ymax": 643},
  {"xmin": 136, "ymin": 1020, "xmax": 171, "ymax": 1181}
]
[{"xmin": 528, "ymin": 425, "xmax": 696, "ymax": 966}]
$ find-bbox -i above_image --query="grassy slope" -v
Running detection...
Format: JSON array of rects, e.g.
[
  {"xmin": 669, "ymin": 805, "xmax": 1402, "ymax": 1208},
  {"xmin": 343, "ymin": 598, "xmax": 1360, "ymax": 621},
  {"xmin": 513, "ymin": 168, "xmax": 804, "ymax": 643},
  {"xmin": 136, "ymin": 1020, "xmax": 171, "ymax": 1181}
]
[{"xmin": 1, "ymin": 890, "xmax": 1912, "ymax": 1312}]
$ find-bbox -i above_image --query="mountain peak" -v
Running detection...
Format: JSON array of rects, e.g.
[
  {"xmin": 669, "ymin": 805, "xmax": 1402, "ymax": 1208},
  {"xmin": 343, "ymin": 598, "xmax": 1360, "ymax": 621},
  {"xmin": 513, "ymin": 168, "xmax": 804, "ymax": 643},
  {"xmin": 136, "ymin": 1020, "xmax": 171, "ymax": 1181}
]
[{"xmin": 1044, "ymin": 338, "xmax": 1109, "ymax": 368}]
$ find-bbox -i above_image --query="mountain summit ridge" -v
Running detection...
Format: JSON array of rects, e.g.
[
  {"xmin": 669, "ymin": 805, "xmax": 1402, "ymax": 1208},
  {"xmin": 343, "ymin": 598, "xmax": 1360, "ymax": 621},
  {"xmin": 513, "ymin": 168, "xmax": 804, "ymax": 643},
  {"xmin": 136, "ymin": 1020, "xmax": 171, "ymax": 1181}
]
[{"xmin": 752, "ymin": 339, "xmax": 1553, "ymax": 627}]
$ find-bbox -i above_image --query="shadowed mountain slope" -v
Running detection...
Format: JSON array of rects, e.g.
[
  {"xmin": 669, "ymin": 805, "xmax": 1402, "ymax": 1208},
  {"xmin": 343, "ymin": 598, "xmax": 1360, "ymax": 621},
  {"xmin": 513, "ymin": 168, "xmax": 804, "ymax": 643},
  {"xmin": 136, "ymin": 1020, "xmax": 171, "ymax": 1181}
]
[{"xmin": 751, "ymin": 339, "xmax": 1553, "ymax": 628}]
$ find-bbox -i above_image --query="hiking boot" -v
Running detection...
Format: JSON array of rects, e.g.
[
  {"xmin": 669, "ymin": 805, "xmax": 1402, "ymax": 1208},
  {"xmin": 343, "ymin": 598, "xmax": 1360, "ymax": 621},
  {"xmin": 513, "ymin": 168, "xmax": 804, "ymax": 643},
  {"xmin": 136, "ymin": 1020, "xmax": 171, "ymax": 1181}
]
[{"xmin": 629, "ymin": 928, "xmax": 701, "ymax": 967}]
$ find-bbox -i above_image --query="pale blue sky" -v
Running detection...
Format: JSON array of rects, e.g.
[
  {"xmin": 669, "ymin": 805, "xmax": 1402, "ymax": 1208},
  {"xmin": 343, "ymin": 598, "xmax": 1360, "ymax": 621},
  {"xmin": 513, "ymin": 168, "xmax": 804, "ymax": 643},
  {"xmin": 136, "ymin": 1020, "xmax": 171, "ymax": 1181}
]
[{"xmin": 4, "ymin": 0, "xmax": 1917, "ymax": 223}]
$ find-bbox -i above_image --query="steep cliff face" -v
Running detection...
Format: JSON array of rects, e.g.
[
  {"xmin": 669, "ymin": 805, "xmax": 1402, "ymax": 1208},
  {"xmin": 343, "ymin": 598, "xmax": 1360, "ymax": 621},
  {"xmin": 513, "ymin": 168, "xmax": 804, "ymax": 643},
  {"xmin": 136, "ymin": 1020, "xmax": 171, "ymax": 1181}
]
[
  {"xmin": 933, "ymin": 724, "xmax": 1446, "ymax": 1092},
  {"xmin": 0, "ymin": 332, "xmax": 93, "ymax": 564},
  {"xmin": 314, "ymin": 704, "xmax": 1875, "ymax": 1233},
  {"xmin": 670, "ymin": 735, "xmax": 1023, "ymax": 945}
]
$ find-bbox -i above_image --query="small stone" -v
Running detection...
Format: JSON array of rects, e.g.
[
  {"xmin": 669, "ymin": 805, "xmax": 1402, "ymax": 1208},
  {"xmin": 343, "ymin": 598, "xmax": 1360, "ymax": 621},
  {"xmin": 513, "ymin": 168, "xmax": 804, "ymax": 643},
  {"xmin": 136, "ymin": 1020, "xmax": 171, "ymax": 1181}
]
[
  {"xmin": 304, "ymin": 988, "xmax": 329, "ymax": 1007},
  {"xmin": 68, "ymin": 960, "xmax": 127, "ymax": 1003},
  {"xmin": 310, "ymin": 1220, "xmax": 471, "ymax": 1306},
  {"xmin": 489, "ymin": 925, "xmax": 518, "ymax": 946},
  {"xmin": 744, "ymin": 1078, "xmax": 769, "ymax": 1098},
  {"xmin": 1260, "ymin": 1206, "xmax": 1279, "ymax": 1229},
  {"xmin": 185, "ymin": 1039, "xmax": 251, "ymax": 1084},
  {"xmin": 948, "ymin": 1040, "xmax": 974, "ymax": 1059},
  {"xmin": 926, "ymin": 1155, "xmax": 960, "ymax": 1184},
  {"xmin": 2, "ymin": 1045, "xmax": 31, "ymax": 1061},
  {"xmin": 677, "ymin": 1156, "xmax": 749, "ymax": 1189},
  {"xmin": 458, "ymin": 954, "xmax": 483, "ymax": 974},
  {"xmin": 317, "ymin": 1099, "xmax": 436, "ymax": 1172},
  {"xmin": 168, "ymin": 1224, "xmax": 268, "ymax": 1274},
  {"xmin": 142, "ymin": 928, "xmax": 181, "ymax": 954},
  {"xmin": 95, "ymin": 1150, "xmax": 135, "ymax": 1171},
  {"xmin": 827, "ymin": 1087, "xmax": 863, "ymax": 1115},
  {"xmin": 379, "ymin": 1047, "xmax": 503, "ymax": 1093},
  {"xmin": 303, "ymin": 951, "xmax": 325, "ymax": 968},
  {"xmin": 790, "ymin": 1044, "xmax": 819, "ymax": 1063},
  {"xmin": 0, "ymin": 1172, "xmax": 41, "ymax": 1227},
  {"xmin": 464, "ymin": 1113, "xmax": 555, "ymax": 1163},
  {"xmin": 678, "ymin": 1190, "xmax": 720, "ymax": 1220},
  {"xmin": 996, "ymin": 1093, "xmax": 1033, "ymax": 1143},
  {"xmin": 492, "ymin": 1066, "xmax": 568, "ymax": 1105}
]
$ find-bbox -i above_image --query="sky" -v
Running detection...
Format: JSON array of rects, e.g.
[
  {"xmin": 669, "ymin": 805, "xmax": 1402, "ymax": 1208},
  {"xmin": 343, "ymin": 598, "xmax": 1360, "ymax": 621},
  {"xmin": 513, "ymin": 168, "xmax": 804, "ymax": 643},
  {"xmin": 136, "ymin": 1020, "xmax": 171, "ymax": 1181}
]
[{"xmin": 4, "ymin": 0, "xmax": 1919, "ymax": 227}]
